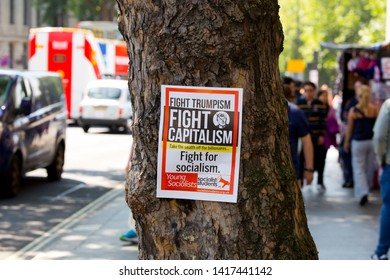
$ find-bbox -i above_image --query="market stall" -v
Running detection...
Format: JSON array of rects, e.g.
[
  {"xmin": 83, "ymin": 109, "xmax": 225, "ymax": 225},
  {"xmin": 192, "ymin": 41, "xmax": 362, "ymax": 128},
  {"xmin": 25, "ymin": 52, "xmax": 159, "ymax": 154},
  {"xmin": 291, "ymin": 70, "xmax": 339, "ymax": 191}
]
[{"xmin": 321, "ymin": 41, "xmax": 390, "ymax": 112}]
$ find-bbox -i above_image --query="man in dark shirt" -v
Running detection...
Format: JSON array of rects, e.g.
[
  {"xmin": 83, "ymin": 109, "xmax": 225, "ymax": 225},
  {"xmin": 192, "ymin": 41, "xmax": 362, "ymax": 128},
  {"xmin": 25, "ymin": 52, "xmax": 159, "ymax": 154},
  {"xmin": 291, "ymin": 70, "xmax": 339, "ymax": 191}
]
[
  {"xmin": 283, "ymin": 84, "xmax": 314, "ymax": 187},
  {"xmin": 297, "ymin": 81, "xmax": 328, "ymax": 189},
  {"xmin": 288, "ymin": 102, "xmax": 314, "ymax": 186}
]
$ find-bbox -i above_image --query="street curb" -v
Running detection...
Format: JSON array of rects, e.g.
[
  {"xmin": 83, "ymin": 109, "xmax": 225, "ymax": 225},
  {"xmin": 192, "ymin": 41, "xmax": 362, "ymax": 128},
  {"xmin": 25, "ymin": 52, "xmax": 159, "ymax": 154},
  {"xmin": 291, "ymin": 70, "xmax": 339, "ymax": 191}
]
[{"xmin": 7, "ymin": 183, "xmax": 124, "ymax": 260}]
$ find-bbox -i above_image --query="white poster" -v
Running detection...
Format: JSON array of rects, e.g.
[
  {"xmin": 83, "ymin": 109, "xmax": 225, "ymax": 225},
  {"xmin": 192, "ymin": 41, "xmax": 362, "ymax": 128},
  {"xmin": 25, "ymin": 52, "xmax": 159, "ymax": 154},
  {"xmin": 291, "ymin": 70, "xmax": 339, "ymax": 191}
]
[{"xmin": 157, "ymin": 85, "xmax": 243, "ymax": 203}]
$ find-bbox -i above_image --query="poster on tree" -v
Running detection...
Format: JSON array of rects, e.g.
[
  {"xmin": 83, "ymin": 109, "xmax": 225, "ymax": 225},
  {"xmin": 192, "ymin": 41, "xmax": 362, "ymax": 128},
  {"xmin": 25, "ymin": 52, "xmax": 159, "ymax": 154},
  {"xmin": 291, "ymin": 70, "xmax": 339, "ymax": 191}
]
[{"xmin": 157, "ymin": 85, "xmax": 243, "ymax": 203}]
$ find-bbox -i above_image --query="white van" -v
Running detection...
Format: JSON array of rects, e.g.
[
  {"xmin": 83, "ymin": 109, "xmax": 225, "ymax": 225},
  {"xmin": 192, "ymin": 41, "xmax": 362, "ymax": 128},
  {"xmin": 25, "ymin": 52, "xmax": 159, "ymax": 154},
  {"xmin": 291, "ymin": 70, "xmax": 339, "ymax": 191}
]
[{"xmin": 78, "ymin": 79, "xmax": 132, "ymax": 133}]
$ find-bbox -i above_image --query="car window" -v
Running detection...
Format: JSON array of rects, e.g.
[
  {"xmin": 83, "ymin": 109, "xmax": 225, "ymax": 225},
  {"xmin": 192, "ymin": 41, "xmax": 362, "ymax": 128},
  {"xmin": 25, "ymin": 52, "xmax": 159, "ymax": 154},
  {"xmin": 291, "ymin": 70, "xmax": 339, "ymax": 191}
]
[
  {"xmin": 8, "ymin": 77, "xmax": 31, "ymax": 119},
  {"xmin": 13, "ymin": 77, "xmax": 29, "ymax": 109},
  {"xmin": 88, "ymin": 87, "xmax": 121, "ymax": 99},
  {"xmin": 29, "ymin": 76, "xmax": 63, "ymax": 109},
  {"xmin": 29, "ymin": 77, "xmax": 45, "ymax": 109},
  {"xmin": 40, "ymin": 76, "xmax": 63, "ymax": 104},
  {"xmin": 0, "ymin": 75, "xmax": 12, "ymax": 107}
]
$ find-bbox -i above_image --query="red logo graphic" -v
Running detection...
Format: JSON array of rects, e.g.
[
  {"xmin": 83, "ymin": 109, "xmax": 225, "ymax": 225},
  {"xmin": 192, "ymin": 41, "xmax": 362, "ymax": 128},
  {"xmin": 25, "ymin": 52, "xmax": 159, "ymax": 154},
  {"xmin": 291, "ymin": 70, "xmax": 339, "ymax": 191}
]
[{"xmin": 217, "ymin": 176, "xmax": 230, "ymax": 188}]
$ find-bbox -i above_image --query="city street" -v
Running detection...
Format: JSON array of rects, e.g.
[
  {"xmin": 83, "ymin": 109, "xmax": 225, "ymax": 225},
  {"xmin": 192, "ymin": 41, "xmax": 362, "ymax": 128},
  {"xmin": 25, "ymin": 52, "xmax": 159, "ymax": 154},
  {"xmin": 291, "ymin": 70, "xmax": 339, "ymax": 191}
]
[{"xmin": 0, "ymin": 125, "xmax": 132, "ymax": 259}]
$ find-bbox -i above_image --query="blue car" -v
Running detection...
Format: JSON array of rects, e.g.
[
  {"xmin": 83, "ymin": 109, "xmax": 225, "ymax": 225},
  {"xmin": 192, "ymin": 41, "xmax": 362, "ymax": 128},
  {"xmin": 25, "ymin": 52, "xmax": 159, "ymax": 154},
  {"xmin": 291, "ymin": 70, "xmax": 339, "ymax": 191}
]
[{"xmin": 0, "ymin": 70, "xmax": 67, "ymax": 197}]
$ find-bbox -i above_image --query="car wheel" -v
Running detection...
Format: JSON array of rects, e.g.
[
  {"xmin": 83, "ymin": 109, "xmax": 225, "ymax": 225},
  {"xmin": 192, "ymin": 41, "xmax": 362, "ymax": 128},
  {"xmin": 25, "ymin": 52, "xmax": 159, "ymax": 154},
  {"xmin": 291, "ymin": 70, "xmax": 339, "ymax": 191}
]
[
  {"xmin": 82, "ymin": 125, "xmax": 90, "ymax": 133},
  {"xmin": 109, "ymin": 126, "xmax": 119, "ymax": 133},
  {"xmin": 1, "ymin": 155, "xmax": 22, "ymax": 198},
  {"xmin": 47, "ymin": 143, "xmax": 65, "ymax": 181}
]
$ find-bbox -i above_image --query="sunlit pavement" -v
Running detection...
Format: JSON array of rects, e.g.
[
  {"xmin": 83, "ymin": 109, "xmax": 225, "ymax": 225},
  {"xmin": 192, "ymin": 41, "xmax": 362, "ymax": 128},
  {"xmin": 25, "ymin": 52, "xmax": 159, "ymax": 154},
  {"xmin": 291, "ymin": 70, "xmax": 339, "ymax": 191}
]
[
  {"xmin": 7, "ymin": 185, "xmax": 138, "ymax": 260},
  {"xmin": 303, "ymin": 146, "xmax": 381, "ymax": 260}
]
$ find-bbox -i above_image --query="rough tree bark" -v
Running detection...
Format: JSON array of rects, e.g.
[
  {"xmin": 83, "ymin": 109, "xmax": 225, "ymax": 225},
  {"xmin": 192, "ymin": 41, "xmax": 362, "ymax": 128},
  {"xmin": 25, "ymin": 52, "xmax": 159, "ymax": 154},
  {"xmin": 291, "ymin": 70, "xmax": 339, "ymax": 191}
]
[{"xmin": 116, "ymin": 0, "xmax": 318, "ymax": 259}]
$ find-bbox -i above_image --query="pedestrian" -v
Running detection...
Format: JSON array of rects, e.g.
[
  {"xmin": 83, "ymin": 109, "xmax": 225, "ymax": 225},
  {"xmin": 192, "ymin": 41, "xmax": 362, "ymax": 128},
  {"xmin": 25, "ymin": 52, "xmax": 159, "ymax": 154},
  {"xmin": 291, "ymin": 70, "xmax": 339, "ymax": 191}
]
[
  {"xmin": 283, "ymin": 76, "xmax": 296, "ymax": 101},
  {"xmin": 371, "ymin": 97, "xmax": 390, "ymax": 260},
  {"xmin": 119, "ymin": 137, "xmax": 138, "ymax": 243},
  {"xmin": 339, "ymin": 80, "xmax": 362, "ymax": 189},
  {"xmin": 282, "ymin": 82, "xmax": 295, "ymax": 102},
  {"xmin": 317, "ymin": 89, "xmax": 340, "ymax": 153},
  {"xmin": 343, "ymin": 85, "xmax": 379, "ymax": 206},
  {"xmin": 297, "ymin": 81, "xmax": 328, "ymax": 190},
  {"xmin": 283, "ymin": 85, "xmax": 314, "ymax": 187},
  {"xmin": 294, "ymin": 80, "xmax": 303, "ymax": 103}
]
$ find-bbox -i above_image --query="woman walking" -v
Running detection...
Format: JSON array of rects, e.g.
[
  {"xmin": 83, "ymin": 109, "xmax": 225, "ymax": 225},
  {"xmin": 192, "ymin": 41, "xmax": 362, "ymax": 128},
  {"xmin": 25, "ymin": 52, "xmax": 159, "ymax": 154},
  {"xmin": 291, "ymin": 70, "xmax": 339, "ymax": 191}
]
[{"xmin": 343, "ymin": 85, "xmax": 379, "ymax": 206}]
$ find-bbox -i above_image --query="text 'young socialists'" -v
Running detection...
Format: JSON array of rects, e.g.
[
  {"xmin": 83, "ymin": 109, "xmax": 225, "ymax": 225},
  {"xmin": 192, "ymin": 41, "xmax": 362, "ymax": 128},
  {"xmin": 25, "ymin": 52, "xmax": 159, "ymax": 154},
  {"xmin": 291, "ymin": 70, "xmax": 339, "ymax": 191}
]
[{"xmin": 167, "ymin": 108, "xmax": 234, "ymax": 145}]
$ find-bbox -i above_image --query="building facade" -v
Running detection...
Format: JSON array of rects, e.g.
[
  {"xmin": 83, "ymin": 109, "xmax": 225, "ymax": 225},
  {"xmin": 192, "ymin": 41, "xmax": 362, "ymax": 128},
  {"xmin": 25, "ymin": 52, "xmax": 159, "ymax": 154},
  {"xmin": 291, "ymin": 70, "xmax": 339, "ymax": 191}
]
[
  {"xmin": 0, "ymin": 1, "xmax": 113, "ymax": 70},
  {"xmin": 0, "ymin": 0, "xmax": 39, "ymax": 69}
]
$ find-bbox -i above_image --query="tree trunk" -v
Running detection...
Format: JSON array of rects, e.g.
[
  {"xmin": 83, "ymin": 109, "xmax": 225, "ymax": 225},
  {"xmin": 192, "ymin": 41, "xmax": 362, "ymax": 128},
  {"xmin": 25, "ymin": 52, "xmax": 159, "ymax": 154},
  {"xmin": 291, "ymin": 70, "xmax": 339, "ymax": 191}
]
[{"xmin": 116, "ymin": 0, "xmax": 318, "ymax": 260}]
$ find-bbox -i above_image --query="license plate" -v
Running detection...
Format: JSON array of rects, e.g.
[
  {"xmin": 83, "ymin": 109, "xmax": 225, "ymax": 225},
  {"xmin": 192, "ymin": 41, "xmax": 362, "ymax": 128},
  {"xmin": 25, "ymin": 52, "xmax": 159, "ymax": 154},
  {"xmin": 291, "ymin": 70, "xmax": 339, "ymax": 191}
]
[{"xmin": 93, "ymin": 106, "xmax": 107, "ymax": 110}]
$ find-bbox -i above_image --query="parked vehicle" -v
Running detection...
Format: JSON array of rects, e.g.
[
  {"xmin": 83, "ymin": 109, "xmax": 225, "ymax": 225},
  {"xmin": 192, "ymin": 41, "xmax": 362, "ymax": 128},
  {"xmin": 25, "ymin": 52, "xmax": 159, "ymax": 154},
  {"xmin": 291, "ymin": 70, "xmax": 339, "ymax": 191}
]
[
  {"xmin": 0, "ymin": 70, "xmax": 67, "ymax": 197},
  {"xmin": 78, "ymin": 79, "xmax": 132, "ymax": 133},
  {"xmin": 28, "ymin": 25, "xmax": 128, "ymax": 119}
]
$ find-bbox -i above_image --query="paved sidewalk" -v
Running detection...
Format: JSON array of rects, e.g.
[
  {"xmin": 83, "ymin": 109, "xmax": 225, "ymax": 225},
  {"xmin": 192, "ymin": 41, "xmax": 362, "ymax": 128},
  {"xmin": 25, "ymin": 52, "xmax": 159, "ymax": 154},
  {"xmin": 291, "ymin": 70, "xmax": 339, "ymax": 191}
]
[
  {"xmin": 7, "ymin": 147, "xmax": 383, "ymax": 260},
  {"xmin": 302, "ymin": 147, "xmax": 381, "ymax": 260},
  {"xmin": 7, "ymin": 185, "xmax": 138, "ymax": 260}
]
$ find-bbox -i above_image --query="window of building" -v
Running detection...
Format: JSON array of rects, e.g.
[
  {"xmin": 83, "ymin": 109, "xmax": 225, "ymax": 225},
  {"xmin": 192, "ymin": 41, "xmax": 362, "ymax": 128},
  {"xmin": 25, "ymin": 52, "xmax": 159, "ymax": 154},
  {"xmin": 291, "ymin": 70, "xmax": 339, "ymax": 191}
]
[
  {"xmin": 9, "ymin": 43, "xmax": 14, "ymax": 68},
  {"xmin": 23, "ymin": 43, "xmax": 28, "ymax": 69},
  {"xmin": 10, "ymin": 0, "xmax": 15, "ymax": 24},
  {"xmin": 24, "ymin": 0, "xmax": 32, "ymax": 26}
]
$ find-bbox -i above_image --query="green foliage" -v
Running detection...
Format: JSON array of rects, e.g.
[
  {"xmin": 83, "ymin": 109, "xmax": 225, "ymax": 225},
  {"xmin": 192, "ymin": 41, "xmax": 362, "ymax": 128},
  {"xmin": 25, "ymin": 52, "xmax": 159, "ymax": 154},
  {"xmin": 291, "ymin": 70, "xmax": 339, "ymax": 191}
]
[
  {"xmin": 33, "ymin": 0, "xmax": 117, "ymax": 26},
  {"xmin": 279, "ymin": 0, "xmax": 386, "ymax": 86},
  {"xmin": 67, "ymin": 0, "xmax": 117, "ymax": 21},
  {"xmin": 33, "ymin": 0, "xmax": 68, "ymax": 26}
]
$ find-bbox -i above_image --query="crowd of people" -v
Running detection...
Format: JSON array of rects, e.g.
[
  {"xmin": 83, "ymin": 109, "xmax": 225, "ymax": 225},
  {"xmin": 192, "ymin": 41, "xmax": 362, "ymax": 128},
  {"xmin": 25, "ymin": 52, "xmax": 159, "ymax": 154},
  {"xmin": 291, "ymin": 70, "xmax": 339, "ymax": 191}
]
[
  {"xmin": 283, "ymin": 76, "xmax": 390, "ymax": 260},
  {"xmin": 283, "ymin": 77, "xmax": 340, "ymax": 191},
  {"xmin": 282, "ymin": 77, "xmax": 380, "ymax": 198}
]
